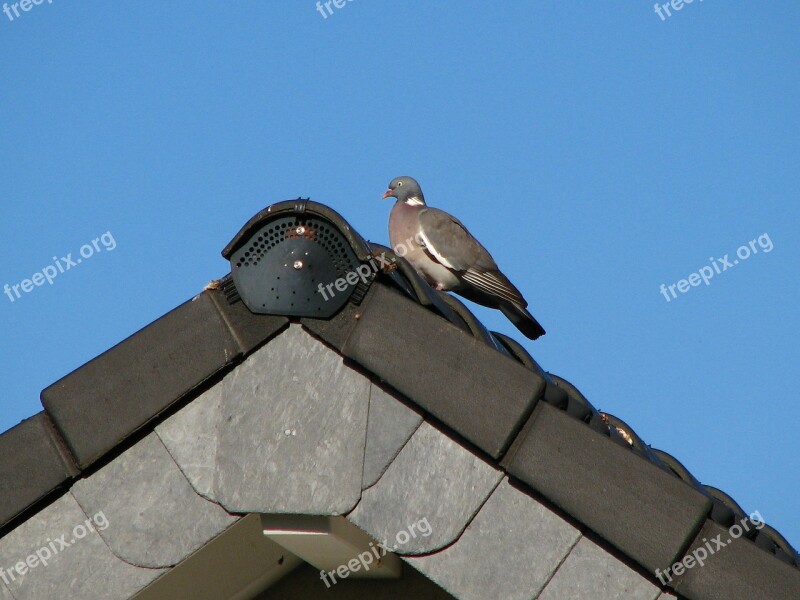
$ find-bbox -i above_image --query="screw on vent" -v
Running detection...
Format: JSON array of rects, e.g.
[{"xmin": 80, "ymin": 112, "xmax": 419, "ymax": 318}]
[{"xmin": 229, "ymin": 215, "xmax": 361, "ymax": 317}]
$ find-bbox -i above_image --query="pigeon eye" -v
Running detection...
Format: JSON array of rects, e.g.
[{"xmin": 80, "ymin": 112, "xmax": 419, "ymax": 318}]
[{"xmin": 398, "ymin": 181, "xmax": 403, "ymax": 187}]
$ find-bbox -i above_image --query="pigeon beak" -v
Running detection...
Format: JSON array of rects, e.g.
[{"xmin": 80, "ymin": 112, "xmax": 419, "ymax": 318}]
[{"xmin": 382, "ymin": 189, "xmax": 393, "ymax": 199}]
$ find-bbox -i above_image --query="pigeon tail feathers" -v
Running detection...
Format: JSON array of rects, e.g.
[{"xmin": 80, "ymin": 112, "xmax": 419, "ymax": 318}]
[{"xmin": 499, "ymin": 302, "xmax": 546, "ymax": 340}]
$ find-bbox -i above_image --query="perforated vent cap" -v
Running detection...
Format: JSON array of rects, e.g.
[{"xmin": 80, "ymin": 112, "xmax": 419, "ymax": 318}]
[{"xmin": 228, "ymin": 213, "xmax": 362, "ymax": 317}]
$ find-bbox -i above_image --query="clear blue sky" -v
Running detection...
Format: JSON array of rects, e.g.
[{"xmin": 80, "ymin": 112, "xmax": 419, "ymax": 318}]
[{"xmin": 1, "ymin": 2, "xmax": 798, "ymax": 548}]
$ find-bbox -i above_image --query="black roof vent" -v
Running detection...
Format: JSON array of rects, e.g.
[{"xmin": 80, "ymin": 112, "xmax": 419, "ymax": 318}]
[{"xmin": 222, "ymin": 200, "xmax": 372, "ymax": 318}]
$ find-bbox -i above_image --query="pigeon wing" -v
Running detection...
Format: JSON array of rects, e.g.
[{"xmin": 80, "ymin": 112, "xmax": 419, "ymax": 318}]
[
  {"xmin": 417, "ymin": 208, "xmax": 526, "ymax": 306},
  {"xmin": 416, "ymin": 208, "xmax": 491, "ymax": 270}
]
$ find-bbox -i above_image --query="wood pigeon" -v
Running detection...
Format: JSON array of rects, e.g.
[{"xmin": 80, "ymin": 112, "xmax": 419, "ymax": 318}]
[{"xmin": 383, "ymin": 176, "xmax": 546, "ymax": 340}]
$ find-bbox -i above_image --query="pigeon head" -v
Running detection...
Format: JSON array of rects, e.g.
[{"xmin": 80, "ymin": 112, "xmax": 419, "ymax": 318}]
[{"xmin": 382, "ymin": 176, "xmax": 426, "ymax": 205}]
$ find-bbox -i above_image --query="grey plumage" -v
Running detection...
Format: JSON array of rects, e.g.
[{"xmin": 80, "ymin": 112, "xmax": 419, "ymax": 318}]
[{"xmin": 383, "ymin": 176, "xmax": 545, "ymax": 340}]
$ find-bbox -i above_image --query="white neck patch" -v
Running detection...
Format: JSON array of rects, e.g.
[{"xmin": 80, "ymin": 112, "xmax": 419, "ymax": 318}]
[{"xmin": 404, "ymin": 196, "xmax": 424, "ymax": 206}]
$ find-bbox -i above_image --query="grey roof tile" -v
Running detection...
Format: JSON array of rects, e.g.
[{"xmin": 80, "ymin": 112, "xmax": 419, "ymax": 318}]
[
  {"xmin": 0, "ymin": 493, "xmax": 164, "ymax": 600},
  {"xmin": 503, "ymin": 401, "xmax": 711, "ymax": 574},
  {"xmin": 537, "ymin": 537, "xmax": 662, "ymax": 600},
  {"xmin": 348, "ymin": 421, "xmax": 503, "ymax": 555},
  {"xmin": 41, "ymin": 292, "xmax": 241, "ymax": 470},
  {"xmin": 206, "ymin": 280, "xmax": 289, "ymax": 356},
  {"xmin": 300, "ymin": 299, "xmax": 364, "ymax": 350},
  {"xmin": 155, "ymin": 384, "xmax": 224, "ymax": 500},
  {"xmin": 0, "ymin": 413, "xmax": 78, "ymax": 531},
  {"xmin": 670, "ymin": 519, "xmax": 800, "ymax": 600},
  {"xmin": 214, "ymin": 325, "xmax": 370, "ymax": 514},
  {"xmin": 71, "ymin": 433, "xmax": 236, "ymax": 569},
  {"xmin": 362, "ymin": 384, "xmax": 423, "ymax": 489},
  {"xmin": 342, "ymin": 285, "xmax": 545, "ymax": 459},
  {"xmin": 406, "ymin": 478, "xmax": 581, "ymax": 600}
]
